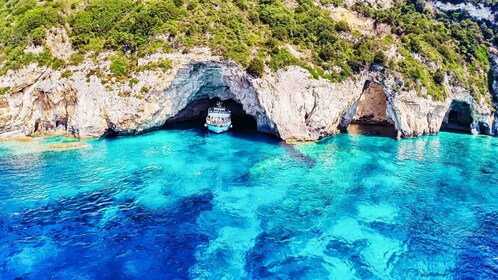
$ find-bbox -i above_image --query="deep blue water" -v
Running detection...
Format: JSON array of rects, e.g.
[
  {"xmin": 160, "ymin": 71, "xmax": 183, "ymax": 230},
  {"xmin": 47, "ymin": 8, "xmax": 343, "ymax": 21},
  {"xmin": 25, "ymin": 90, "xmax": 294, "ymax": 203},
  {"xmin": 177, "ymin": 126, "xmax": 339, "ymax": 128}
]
[{"xmin": 0, "ymin": 129, "xmax": 497, "ymax": 279}]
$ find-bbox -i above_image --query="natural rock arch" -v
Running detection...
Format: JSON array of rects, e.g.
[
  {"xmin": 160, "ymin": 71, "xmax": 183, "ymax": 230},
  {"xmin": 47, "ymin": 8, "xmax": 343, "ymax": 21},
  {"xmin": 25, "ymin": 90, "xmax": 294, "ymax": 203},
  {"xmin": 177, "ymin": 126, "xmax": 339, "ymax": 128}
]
[
  {"xmin": 162, "ymin": 61, "xmax": 273, "ymax": 134},
  {"xmin": 441, "ymin": 100, "xmax": 474, "ymax": 133},
  {"xmin": 164, "ymin": 98, "xmax": 257, "ymax": 130},
  {"xmin": 339, "ymin": 80, "xmax": 397, "ymax": 137},
  {"xmin": 1, "ymin": 56, "xmax": 494, "ymax": 141}
]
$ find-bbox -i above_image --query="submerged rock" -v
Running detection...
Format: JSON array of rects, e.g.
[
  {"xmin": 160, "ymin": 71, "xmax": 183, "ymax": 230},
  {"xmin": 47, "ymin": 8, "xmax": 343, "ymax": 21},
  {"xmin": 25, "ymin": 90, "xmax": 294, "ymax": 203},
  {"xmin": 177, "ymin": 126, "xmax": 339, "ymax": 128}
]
[{"xmin": 47, "ymin": 142, "xmax": 90, "ymax": 151}]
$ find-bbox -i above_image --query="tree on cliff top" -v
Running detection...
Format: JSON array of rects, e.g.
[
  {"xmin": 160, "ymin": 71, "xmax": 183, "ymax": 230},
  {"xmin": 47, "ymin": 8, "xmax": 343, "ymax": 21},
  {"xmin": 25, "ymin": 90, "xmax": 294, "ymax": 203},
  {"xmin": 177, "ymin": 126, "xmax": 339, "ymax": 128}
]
[{"xmin": 0, "ymin": 0, "xmax": 495, "ymax": 102}]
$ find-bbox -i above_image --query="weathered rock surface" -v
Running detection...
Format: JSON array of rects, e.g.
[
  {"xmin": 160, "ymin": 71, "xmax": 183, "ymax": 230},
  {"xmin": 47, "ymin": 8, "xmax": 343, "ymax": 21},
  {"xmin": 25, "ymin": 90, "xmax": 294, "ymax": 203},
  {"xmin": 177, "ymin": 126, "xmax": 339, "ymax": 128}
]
[
  {"xmin": 490, "ymin": 51, "xmax": 498, "ymax": 135},
  {"xmin": 46, "ymin": 28, "xmax": 74, "ymax": 61},
  {"xmin": 343, "ymin": 0, "xmax": 397, "ymax": 9},
  {"xmin": 253, "ymin": 67, "xmax": 367, "ymax": 140},
  {"xmin": 381, "ymin": 72, "xmax": 495, "ymax": 137},
  {"xmin": 351, "ymin": 81, "xmax": 393, "ymax": 126},
  {"xmin": 432, "ymin": 1, "xmax": 497, "ymax": 23},
  {"xmin": 0, "ymin": 48, "xmax": 495, "ymax": 141}
]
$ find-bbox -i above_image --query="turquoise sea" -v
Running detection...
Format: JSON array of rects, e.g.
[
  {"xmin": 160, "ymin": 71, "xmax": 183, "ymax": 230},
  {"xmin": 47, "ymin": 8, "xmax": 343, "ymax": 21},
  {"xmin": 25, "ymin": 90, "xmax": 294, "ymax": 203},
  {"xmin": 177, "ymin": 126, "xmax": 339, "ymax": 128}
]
[{"xmin": 0, "ymin": 128, "xmax": 497, "ymax": 279}]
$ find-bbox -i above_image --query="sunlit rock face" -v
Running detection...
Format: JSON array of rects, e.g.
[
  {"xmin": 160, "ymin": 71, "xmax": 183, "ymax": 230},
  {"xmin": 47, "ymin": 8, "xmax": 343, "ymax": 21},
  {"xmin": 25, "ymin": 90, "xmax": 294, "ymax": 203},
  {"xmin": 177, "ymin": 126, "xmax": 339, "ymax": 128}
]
[
  {"xmin": 337, "ymin": 80, "xmax": 397, "ymax": 137},
  {"xmin": 432, "ymin": 1, "xmax": 497, "ymax": 23},
  {"xmin": 0, "ymin": 59, "xmax": 368, "ymax": 141},
  {"xmin": 0, "ymin": 60, "xmax": 275, "ymax": 138},
  {"xmin": 490, "ymin": 52, "xmax": 498, "ymax": 135},
  {"xmin": 381, "ymin": 71, "xmax": 495, "ymax": 138},
  {"xmin": 253, "ymin": 66, "xmax": 368, "ymax": 141},
  {"xmin": 0, "ymin": 51, "xmax": 495, "ymax": 141}
]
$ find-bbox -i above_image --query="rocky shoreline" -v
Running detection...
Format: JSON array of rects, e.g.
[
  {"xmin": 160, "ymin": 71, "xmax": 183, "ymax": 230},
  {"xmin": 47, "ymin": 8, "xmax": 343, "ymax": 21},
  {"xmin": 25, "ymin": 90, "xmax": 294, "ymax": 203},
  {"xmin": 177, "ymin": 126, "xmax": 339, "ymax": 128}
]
[{"xmin": 0, "ymin": 47, "xmax": 497, "ymax": 142}]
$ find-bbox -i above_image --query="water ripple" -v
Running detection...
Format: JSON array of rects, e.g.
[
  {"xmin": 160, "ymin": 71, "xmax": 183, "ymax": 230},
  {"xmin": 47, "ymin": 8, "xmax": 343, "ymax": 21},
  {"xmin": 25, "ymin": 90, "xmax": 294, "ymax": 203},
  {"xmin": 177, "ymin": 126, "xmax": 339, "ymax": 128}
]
[{"xmin": 0, "ymin": 131, "xmax": 497, "ymax": 279}]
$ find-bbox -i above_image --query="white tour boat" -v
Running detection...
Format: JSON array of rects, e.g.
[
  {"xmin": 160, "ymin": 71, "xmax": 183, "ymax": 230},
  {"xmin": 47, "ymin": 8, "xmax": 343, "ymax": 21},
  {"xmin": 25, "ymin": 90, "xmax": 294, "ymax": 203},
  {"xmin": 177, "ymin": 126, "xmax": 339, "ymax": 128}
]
[{"xmin": 205, "ymin": 101, "xmax": 232, "ymax": 133}]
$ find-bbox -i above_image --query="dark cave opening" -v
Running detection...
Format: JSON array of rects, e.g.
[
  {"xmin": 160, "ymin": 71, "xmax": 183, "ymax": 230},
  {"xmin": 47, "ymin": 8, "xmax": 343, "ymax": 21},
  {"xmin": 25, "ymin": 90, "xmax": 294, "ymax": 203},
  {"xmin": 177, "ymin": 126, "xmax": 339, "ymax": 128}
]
[
  {"xmin": 441, "ymin": 100, "xmax": 473, "ymax": 133},
  {"xmin": 163, "ymin": 98, "xmax": 257, "ymax": 132},
  {"xmin": 347, "ymin": 124, "xmax": 398, "ymax": 138}
]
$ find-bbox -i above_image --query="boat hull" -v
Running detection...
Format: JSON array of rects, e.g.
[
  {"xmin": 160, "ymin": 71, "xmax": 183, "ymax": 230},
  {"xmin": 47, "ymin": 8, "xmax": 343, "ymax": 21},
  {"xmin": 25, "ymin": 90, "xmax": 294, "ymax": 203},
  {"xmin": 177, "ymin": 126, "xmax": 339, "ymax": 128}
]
[{"xmin": 206, "ymin": 124, "xmax": 231, "ymax": 133}]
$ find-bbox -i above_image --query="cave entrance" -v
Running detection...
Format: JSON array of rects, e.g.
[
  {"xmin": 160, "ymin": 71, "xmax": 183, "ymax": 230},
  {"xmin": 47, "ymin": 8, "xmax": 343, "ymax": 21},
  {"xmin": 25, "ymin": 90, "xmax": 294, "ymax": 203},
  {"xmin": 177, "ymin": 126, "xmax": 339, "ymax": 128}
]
[
  {"xmin": 163, "ymin": 98, "xmax": 257, "ymax": 132},
  {"xmin": 340, "ymin": 80, "xmax": 397, "ymax": 137},
  {"xmin": 441, "ymin": 100, "xmax": 473, "ymax": 133}
]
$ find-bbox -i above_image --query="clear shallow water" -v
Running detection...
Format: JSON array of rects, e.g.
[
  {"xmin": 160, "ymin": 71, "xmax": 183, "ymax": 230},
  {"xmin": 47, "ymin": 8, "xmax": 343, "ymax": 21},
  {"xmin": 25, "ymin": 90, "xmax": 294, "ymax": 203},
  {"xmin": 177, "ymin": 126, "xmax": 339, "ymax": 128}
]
[{"xmin": 0, "ymin": 129, "xmax": 497, "ymax": 279}]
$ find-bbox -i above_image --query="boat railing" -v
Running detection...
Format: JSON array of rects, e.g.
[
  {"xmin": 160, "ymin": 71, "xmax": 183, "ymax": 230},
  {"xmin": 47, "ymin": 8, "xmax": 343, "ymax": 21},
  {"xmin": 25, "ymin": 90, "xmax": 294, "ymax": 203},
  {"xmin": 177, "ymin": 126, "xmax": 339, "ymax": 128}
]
[
  {"xmin": 206, "ymin": 115, "xmax": 231, "ymax": 126},
  {"xmin": 208, "ymin": 108, "xmax": 230, "ymax": 114}
]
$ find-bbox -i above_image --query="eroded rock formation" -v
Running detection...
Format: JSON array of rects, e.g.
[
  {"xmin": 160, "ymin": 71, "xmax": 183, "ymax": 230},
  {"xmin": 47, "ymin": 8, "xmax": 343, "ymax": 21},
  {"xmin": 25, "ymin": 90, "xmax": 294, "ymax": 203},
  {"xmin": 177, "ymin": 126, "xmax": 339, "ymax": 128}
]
[
  {"xmin": 253, "ymin": 67, "xmax": 367, "ymax": 140},
  {"xmin": 432, "ymin": 1, "xmax": 497, "ymax": 23},
  {"xmin": 163, "ymin": 61, "xmax": 273, "ymax": 134},
  {"xmin": 441, "ymin": 100, "xmax": 474, "ymax": 132},
  {"xmin": 338, "ymin": 80, "xmax": 397, "ymax": 136},
  {"xmin": 490, "ymin": 51, "xmax": 498, "ymax": 135},
  {"xmin": 0, "ymin": 48, "xmax": 496, "ymax": 142},
  {"xmin": 340, "ymin": 80, "xmax": 393, "ymax": 126}
]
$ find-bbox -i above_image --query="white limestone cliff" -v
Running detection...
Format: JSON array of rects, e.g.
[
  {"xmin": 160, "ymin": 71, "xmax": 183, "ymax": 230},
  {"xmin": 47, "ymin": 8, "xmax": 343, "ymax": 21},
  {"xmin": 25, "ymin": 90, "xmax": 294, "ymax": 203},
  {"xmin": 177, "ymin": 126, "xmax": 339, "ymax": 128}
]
[{"xmin": 0, "ymin": 47, "xmax": 495, "ymax": 142}]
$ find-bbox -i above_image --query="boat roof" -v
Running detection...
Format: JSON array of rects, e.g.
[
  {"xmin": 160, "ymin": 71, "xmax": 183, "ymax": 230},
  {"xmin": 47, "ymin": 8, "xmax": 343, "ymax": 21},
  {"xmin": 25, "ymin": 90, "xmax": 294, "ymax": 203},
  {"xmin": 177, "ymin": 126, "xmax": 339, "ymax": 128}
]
[{"xmin": 209, "ymin": 107, "xmax": 229, "ymax": 112}]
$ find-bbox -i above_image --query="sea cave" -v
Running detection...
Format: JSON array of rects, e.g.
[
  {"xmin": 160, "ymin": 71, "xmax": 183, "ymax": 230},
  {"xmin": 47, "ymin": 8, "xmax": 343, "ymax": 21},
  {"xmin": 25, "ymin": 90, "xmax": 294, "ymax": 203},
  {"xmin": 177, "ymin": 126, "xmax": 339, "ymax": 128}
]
[
  {"xmin": 441, "ymin": 100, "xmax": 474, "ymax": 133},
  {"xmin": 340, "ymin": 80, "xmax": 397, "ymax": 137},
  {"xmin": 164, "ymin": 97, "xmax": 258, "ymax": 131}
]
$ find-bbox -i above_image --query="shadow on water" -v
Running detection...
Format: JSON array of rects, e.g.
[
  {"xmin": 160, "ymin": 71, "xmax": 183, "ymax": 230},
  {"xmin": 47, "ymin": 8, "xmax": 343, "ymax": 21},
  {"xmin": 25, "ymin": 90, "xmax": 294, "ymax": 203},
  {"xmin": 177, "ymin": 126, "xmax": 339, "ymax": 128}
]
[
  {"xmin": 345, "ymin": 124, "xmax": 398, "ymax": 139},
  {"xmin": 455, "ymin": 211, "xmax": 498, "ymax": 278},
  {"xmin": 2, "ymin": 187, "xmax": 214, "ymax": 279},
  {"xmin": 439, "ymin": 127, "xmax": 474, "ymax": 135},
  {"xmin": 163, "ymin": 119, "xmax": 282, "ymax": 145},
  {"xmin": 164, "ymin": 120, "xmax": 316, "ymax": 166}
]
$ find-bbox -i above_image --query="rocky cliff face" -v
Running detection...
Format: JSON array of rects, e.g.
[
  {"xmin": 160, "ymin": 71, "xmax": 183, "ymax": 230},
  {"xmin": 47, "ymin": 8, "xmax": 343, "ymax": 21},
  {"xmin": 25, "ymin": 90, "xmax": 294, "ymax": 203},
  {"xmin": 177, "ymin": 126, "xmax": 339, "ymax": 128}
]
[
  {"xmin": 343, "ymin": 0, "xmax": 398, "ymax": 9},
  {"xmin": 382, "ymin": 71, "xmax": 495, "ymax": 137},
  {"xmin": 0, "ymin": 47, "xmax": 495, "ymax": 142},
  {"xmin": 490, "ymin": 51, "xmax": 498, "ymax": 135},
  {"xmin": 432, "ymin": 1, "xmax": 497, "ymax": 23},
  {"xmin": 253, "ymin": 67, "xmax": 367, "ymax": 140}
]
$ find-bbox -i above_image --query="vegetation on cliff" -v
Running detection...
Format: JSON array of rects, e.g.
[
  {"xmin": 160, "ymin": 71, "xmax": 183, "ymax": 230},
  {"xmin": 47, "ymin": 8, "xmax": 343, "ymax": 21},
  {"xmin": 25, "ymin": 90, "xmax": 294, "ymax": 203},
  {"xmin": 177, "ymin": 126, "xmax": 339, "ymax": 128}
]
[{"xmin": 0, "ymin": 0, "xmax": 496, "ymax": 103}]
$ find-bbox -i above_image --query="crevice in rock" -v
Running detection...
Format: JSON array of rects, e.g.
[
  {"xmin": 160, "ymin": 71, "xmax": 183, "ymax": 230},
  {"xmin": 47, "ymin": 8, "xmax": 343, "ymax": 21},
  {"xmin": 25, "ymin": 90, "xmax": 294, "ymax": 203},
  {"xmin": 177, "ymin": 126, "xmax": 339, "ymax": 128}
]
[
  {"xmin": 55, "ymin": 116, "xmax": 68, "ymax": 131},
  {"xmin": 33, "ymin": 120, "xmax": 55, "ymax": 133},
  {"xmin": 34, "ymin": 119, "xmax": 40, "ymax": 133},
  {"xmin": 339, "ymin": 80, "xmax": 397, "ymax": 137},
  {"xmin": 103, "ymin": 128, "xmax": 119, "ymax": 138},
  {"xmin": 305, "ymin": 90, "xmax": 319, "ymax": 126},
  {"xmin": 478, "ymin": 121, "xmax": 491, "ymax": 135},
  {"xmin": 27, "ymin": 86, "xmax": 78, "ymax": 137},
  {"xmin": 103, "ymin": 117, "xmax": 119, "ymax": 138},
  {"xmin": 440, "ymin": 100, "xmax": 474, "ymax": 133}
]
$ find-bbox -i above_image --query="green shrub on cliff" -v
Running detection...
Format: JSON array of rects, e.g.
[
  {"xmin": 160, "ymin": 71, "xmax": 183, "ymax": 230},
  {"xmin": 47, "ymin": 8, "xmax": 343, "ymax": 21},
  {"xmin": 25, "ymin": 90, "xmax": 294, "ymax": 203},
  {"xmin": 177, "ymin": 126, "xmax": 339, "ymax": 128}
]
[
  {"xmin": 434, "ymin": 69, "xmax": 445, "ymax": 85},
  {"xmin": 0, "ymin": 0, "xmax": 495, "ymax": 102},
  {"xmin": 70, "ymin": 0, "xmax": 181, "ymax": 52},
  {"xmin": 110, "ymin": 56, "xmax": 129, "ymax": 77},
  {"xmin": 247, "ymin": 57, "xmax": 265, "ymax": 77},
  {"xmin": 0, "ymin": 87, "xmax": 10, "ymax": 95},
  {"xmin": 137, "ymin": 59, "xmax": 172, "ymax": 72},
  {"xmin": 269, "ymin": 48, "xmax": 299, "ymax": 71}
]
